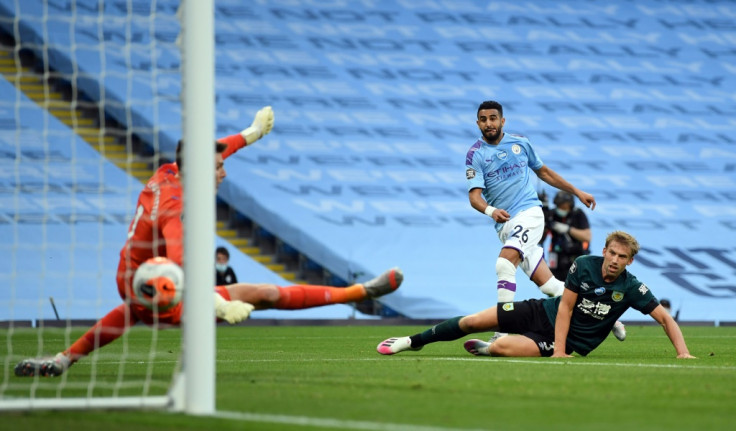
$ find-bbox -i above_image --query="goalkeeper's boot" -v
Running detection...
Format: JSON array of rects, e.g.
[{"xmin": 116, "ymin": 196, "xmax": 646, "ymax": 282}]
[
  {"xmin": 464, "ymin": 339, "xmax": 492, "ymax": 356},
  {"xmin": 376, "ymin": 336, "xmax": 422, "ymax": 355},
  {"xmin": 362, "ymin": 267, "xmax": 403, "ymax": 299},
  {"xmin": 14, "ymin": 353, "xmax": 70, "ymax": 377},
  {"xmin": 612, "ymin": 320, "xmax": 626, "ymax": 341}
]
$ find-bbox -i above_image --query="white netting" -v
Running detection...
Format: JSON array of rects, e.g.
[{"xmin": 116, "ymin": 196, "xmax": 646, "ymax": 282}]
[{"xmin": 0, "ymin": 0, "xmax": 194, "ymax": 410}]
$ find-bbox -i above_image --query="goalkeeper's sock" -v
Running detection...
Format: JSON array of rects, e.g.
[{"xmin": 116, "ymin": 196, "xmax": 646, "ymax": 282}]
[
  {"xmin": 409, "ymin": 316, "xmax": 466, "ymax": 348},
  {"xmin": 274, "ymin": 284, "xmax": 366, "ymax": 309},
  {"xmin": 63, "ymin": 304, "xmax": 137, "ymax": 362}
]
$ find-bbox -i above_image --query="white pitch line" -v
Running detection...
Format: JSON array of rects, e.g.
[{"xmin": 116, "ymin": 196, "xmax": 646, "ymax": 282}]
[
  {"xmin": 231, "ymin": 356, "xmax": 736, "ymax": 371},
  {"xmin": 215, "ymin": 410, "xmax": 490, "ymax": 431},
  {"xmin": 72, "ymin": 355, "xmax": 736, "ymax": 371},
  {"xmin": 72, "ymin": 356, "xmax": 736, "ymax": 371}
]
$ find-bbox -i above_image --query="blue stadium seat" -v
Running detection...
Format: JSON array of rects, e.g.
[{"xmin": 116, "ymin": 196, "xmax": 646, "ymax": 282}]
[{"xmin": 3, "ymin": 0, "xmax": 734, "ymax": 322}]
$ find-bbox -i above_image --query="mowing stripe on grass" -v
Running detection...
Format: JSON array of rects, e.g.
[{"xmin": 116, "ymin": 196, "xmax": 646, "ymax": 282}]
[
  {"xmin": 83, "ymin": 356, "xmax": 736, "ymax": 372},
  {"xmin": 232, "ymin": 356, "xmax": 736, "ymax": 371},
  {"xmin": 216, "ymin": 410, "xmax": 489, "ymax": 431},
  {"xmin": 417, "ymin": 356, "xmax": 735, "ymax": 370}
]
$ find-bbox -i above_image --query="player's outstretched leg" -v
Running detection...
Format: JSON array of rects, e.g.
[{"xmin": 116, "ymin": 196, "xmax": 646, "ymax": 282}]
[
  {"xmin": 14, "ymin": 353, "xmax": 71, "ymax": 377},
  {"xmin": 362, "ymin": 267, "xmax": 403, "ymax": 298},
  {"xmin": 376, "ymin": 336, "xmax": 422, "ymax": 355},
  {"xmin": 270, "ymin": 267, "xmax": 403, "ymax": 310}
]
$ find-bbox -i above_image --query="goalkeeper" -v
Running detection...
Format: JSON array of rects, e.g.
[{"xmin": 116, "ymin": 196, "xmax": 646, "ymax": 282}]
[{"xmin": 15, "ymin": 106, "xmax": 403, "ymax": 377}]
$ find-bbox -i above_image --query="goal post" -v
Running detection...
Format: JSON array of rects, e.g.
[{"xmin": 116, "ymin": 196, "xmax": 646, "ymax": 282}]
[
  {"xmin": 180, "ymin": 0, "xmax": 216, "ymax": 415},
  {"xmin": 0, "ymin": 0, "xmax": 216, "ymax": 413}
]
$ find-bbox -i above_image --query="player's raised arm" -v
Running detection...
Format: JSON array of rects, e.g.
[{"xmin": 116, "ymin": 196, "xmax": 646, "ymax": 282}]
[
  {"xmin": 219, "ymin": 106, "xmax": 275, "ymax": 159},
  {"xmin": 242, "ymin": 105, "xmax": 274, "ymax": 145},
  {"xmin": 534, "ymin": 165, "xmax": 596, "ymax": 210}
]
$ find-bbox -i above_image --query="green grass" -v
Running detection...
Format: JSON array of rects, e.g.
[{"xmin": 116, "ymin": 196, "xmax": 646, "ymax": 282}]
[{"xmin": 2, "ymin": 324, "xmax": 736, "ymax": 430}]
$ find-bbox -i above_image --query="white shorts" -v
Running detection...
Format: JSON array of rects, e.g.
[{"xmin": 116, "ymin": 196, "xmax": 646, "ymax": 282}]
[{"xmin": 497, "ymin": 206, "xmax": 545, "ymax": 273}]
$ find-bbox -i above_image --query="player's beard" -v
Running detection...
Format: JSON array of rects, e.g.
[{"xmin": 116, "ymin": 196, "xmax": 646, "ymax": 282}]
[{"xmin": 483, "ymin": 128, "xmax": 502, "ymax": 142}]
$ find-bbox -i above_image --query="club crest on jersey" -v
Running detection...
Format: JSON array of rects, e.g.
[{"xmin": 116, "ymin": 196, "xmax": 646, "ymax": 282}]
[
  {"xmin": 497, "ymin": 150, "xmax": 508, "ymax": 160},
  {"xmin": 502, "ymin": 303, "xmax": 514, "ymax": 311},
  {"xmin": 466, "ymin": 168, "xmax": 476, "ymax": 179},
  {"xmin": 612, "ymin": 291, "xmax": 624, "ymax": 302},
  {"xmin": 512, "ymin": 144, "xmax": 521, "ymax": 154}
]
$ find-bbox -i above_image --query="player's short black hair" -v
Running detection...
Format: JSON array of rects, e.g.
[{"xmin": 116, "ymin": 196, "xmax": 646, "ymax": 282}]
[
  {"xmin": 554, "ymin": 191, "xmax": 575, "ymax": 208},
  {"xmin": 175, "ymin": 140, "xmax": 228, "ymax": 173},
  {"xmin": 215, "ymin": 246, "xmax": 230, "ymax": 258},
  {"xmin": 477, "ymin": 100, "xmax": 503, "ymax": 118}
]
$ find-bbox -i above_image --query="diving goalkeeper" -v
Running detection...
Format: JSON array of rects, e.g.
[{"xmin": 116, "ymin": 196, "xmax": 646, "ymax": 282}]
[{"xmin": 16, "ymin": 106, "xmax": 403, "ymax": 377}]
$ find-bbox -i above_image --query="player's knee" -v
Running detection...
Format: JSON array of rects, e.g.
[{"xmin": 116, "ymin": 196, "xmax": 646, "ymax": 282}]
[
  {"xmin": 499, "ymin": 247, "xmax": 522, "ymax": 265},
  {"xmin": 496, "ymin": 257, "xmax": 516, "ymax": 280},
  {"xmin": 459, "ymin": 314, "xmax": 490, "ymax": 333}
]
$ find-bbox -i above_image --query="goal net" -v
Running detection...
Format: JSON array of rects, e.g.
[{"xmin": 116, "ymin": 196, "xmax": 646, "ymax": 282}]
[{"xmin": 0, "ymin": 0, "xmax": 214, "ymax": 412}]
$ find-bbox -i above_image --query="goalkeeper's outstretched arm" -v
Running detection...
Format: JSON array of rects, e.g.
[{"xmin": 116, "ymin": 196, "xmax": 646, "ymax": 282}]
[
  {"xmin": 214, "ymin": 292, "xmax": 254, "ymax": 324},
  {"xmin": 241, "ymin": 105, "xmax": 274, "ymax": 145},
  {"xmin": 219, "ymin": 106, "xmax": 274, "ymax": 159}
]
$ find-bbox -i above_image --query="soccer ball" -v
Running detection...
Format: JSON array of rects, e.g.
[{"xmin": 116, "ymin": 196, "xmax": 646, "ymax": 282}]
[{"xmin": 132, "ymin": 257, "xmax": 184, "ymax": 311}]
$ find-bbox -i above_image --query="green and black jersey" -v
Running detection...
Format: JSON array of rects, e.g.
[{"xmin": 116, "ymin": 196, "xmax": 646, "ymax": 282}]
[{"xmin": 542, "ymin": 255, "xmax": 659, "ymax": 356}]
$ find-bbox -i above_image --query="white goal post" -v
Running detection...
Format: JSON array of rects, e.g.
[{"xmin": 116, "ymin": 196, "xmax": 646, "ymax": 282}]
[
  {"xmin": 0, "ymin": 0, "xmax": 215, "ymax": 414},
  {"xmin": 180, "ymin": 0, "xmax": 216, "ymax": 416}
]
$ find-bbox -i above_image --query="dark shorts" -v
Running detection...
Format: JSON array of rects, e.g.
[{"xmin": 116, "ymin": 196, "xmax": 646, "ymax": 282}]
[{"xmin": 497, "ymin": 299, "xmax": 571, "ymax": 357}]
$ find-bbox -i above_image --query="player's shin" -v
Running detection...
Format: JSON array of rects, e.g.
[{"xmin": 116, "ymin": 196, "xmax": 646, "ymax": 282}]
[
  {"xmin": 64, "ymin": 304, "xmax": 136, "ymax": 362},
  {"xmin": 409, "ymin": 316, "xmax": 466, "ymax": 348},
  {"xmin": 496, "ymin": 257, "xmax": 517, "ymax": 303}
]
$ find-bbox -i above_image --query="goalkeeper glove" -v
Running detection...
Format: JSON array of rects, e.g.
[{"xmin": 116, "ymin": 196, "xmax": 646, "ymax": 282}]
[
  {"xmin": 214, "ymin": 293, "xmax": 254, "ymax": 324},
  {"xmin": 241, "ymin": 105, "xmax": 274, "ymax": 144},
  {"xmin": 551, "ymin": 221, "xmax": 570, "ymax": 234}
]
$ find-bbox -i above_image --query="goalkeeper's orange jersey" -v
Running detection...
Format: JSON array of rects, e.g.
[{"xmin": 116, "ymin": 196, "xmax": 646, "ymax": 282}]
[{"xmin": 116, "ymin": 133, "xmax": 247, "ymax": 323}]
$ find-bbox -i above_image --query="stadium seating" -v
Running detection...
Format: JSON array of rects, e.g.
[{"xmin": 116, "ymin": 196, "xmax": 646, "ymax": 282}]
[
  {"xmin": 0, "ymin": 77, "xmax": 358, "ymax": 321},
  {"xmin": 2, "ymin": 0, "xmax": 735, "ymax": 322}
]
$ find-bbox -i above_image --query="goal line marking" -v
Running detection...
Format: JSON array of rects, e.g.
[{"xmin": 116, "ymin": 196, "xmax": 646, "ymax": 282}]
[{"xmin": 215, "ymin": 410, "xmax": 489, "ymax": 431}]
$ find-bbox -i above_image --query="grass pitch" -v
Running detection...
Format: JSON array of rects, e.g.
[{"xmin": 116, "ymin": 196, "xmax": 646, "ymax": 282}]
[{"xmin": 2, "ymin": 324, "xmax": 735, "ymax": 430}]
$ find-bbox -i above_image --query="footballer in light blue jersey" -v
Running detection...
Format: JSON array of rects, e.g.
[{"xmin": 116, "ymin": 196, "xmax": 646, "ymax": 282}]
[
  {"xmin": 463, "ymin": 101, "xmax": 597, "ymax": 320},
  {"xmin": 465, "ymin": 132, "xmax": 544, "ymax": 232}
]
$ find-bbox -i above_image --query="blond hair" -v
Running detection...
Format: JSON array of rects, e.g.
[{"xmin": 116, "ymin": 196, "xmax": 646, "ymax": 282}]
[{"xmin": 605, "ymin": 231, "xmax": 640, "ymax": 257}]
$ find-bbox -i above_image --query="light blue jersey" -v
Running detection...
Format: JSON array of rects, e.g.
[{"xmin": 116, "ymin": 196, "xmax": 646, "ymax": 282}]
[{"xmin": 465, "ymin": 133, "xmax": 544, "ymax": 231}]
